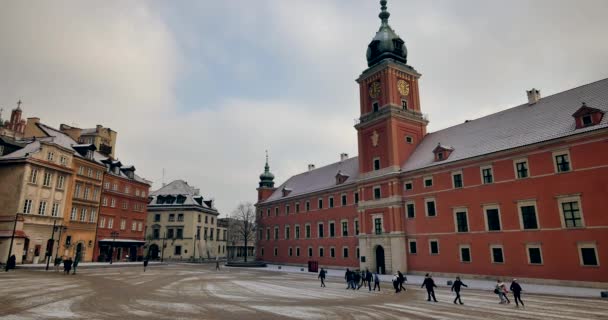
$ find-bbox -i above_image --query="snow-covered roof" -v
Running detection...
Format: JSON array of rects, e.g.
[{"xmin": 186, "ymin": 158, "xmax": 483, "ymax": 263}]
[
  {"xmin": 259, "ymin": 78, "xmax": 608, "ymax": 205},
  {"xmin": 149, "ymin": 180, "xmax": 219, "ymax": 212}
]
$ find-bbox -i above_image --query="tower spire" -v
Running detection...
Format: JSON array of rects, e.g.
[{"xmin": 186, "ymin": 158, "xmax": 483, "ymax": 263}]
[
  {"xmin": 379, "ymin": 0, "xmax": 390, "ymax": 26},
  {"xmin": 259, "ymin": 150, "xmax": 275, "ymax": 188}
]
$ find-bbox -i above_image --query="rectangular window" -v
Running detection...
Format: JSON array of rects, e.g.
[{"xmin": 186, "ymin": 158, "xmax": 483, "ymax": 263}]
[
  {"xmin": 460, "ymin": 246, "xmax": 471, "ymax": 262},
  {"xmin": 319, "ymin": 247, "xmax": 324, "ymax": 257},
  {"xmin": 527, "ymin": 245, "xmax": 542, "ymax": 265},
  {"xmin": 80, "ymin": 208, "xmax": 87, "ymax": 222},
  {"xmin": 355, "ymin": 220, "xmax": 359, "ymax": 235},
  {"xmin": 78, "ymin": 166, "xmax": 84, "ymax": 175},
  {"xmin": 354, "ymin": 192, "xmax": 359, "ymax": 204},
  {"xmin": 43, "ymin": 172, "xmax": 52, "ymax": 187},
  {"xmin": 491, "ymin": 246, "xmax": 504, "ymax": 263},
  {"xmin": 74, "ymin": 184, "xmax": 81, "ymax": 198},
  {"xmin": 306, "ymin": 201, "xmax": 310, "ymax": 211},
  {"xmin": 83, "ymin": 188, "xmax": 90, "ymax": 200},
  {"xmin": 110, "ymin": 198, "xmax": 116, "ymax": 208},
  {"xmin": 275, "ymin": 207, "xmax": 279, "ymax": 216},
  {"xmin": 356, "ymin": 247, "xmax": 360, "ymax": 259},
  {"xmin": 554, "ymin": 153, "xmax": 571, "ymax": 172},
  {"xmin": 425, "ymin": 199, "xmax": 436, "ymax": 217},
  {"xmin": 330, "ymin": 247, "xmax": 335, "ymax": 258},
  {"xmin": 561, "ymin": 200, "xmax": 583, "ymax": 228},
  {"xmin": 285, "ymin": 226, "xmax": 290, "ymax": 239},
  {"xmin": 401, "ymin": 99, "xmax": 408, "ymax": 110},
  {"xmin": 169, "ymin": 214, "xmax": 175, "ymax": 222},
  {"xmin": 342, "ymin": 221, "xmax": 348, "ymax": 237},
  {"xmin": 60, "ymin": 156, "xmax": 67, "ymax": 166},
  {"xmin": 178, "ymin": 214, "xmax": 184, "ymax": 222},
  {"xmin": 99, "ymin": 217, "xmax": 106, "ymax": 228},
  {"xmin": 318, "ymin": 223, "xmax": 324, "ymax": 238},
  {"xmin": 296, "ymin": 247, "xmax": 300, "ymax": 257},
  {"xmin": 295, "ymin": 202, "xmax": 300, "ymax": 213},
  {"xmin": 56, "ymin": 175, "xmax": 65, "ymax": 189},
  {"xmin": 455, "ymin": 211, "xmax": 468, "ymax": 232},
  {"xmin": 107, "ymin": 218, "xmax": 113, "ymax": 229},
  {"xmin": 154, "ymin": 214, "xmax": 160, "ymax": 222},
  {"xmin": 120, "ymin": 219, "xmax": 126, "ymax": 230},
  {"xmin": 579, "ymin": 245, "xmax": 599, "ymax": 266},
  {"xmin": 285, "ymin": 204, "xmax": 290, "ymax": 215},
  {"xmin": 328, "ymin": 197, "xmax": 334, "ymax": 208},
  {"xmin": 104, "ymin": 182, "xmax": 110, "ymax": 190},
  {"xmin": 274, "ymin": 227, "xmax": 279, "ymax": 240},
  {"xmin": 102, "ymin": 197, "xmax": 108, "ymax": 207},
  {"xmin": 424, "ymin": 176, "xmax": 433, "ymax": 187},
  {"xmin": 515, "ymin": 160, "xmax": 529, "ymax": 179},
  {"xmin": 87, "ymin": 168, "xmax": 93, "ymax": 177},
  {"xmin": 318, "ymin": 198, "xmax": 323, "ymax": 209},
  {"xmin": 406, "ymin": 202, "xmax": 415, "ymax": 218},
  {"xmin": 374, "ymin": 218, "xmax": 382, "ymax": 235},
  {"xmin": 429, "ymin": 240, "xmax": 439, "ymax": 255},
  {"xmin": 404, "ymin": 182, "xmax": 413, "ymax": 191},
  {"xmin": 70, "ymin": 207, "xmax": 77, "ymax": 220},
  {"xmin": 174, "ymin": 246, "xmax": 182, "ymax": 255},
  {"xmin": 265, "ymin": 228, "xmax": 269, "ymax": 240},
  {"xmin": 343, "ymin": 247, "xmax": 349, "ymax": 258},
  {"xmin": 452, "ymin": 172, "xmax": 463, "ymax": 188},
  {"xmin": 306, "ymin": 224, "xmax": 311, "ymax": 238},
  {"xmin": 482, "ymin": 166, "xmax": 493, "ymax": 184},
  {"xmin": 288, "ymin": 247, "xmax": 293, "ymax": 257},
  {"xmin": 47, "ymin": 152, "xmax": 54, "ymax": 161},
  {"xmin": 177, "ymin": 228, "xmax": 184, "ymax": 239},
  {"xmin": 372, "ymin": 102, "xmax": 379, "ymax": 112},
  {"xmin": 373, "ymin": 158, "xmax": 380, "ymax": 171},
  {"xmin": 308, "ymin": 247, "xmax": 313, "ymax": 257},
  {"xmin": 23, "ymin": 199, "xmax": 33, "ymax": 214},
  {"xmin": 486, "ymin": 208, "xmax": 501, "ymax": 231},
  {"xmin": 89, "ymin": 209, "xmax": 96, "ymax": 223},
  {"xmin": 329, "ymin": 222, "xmax": 335, "ymax": 237},
  {"xmin": 168, "ymin": 228, "xmax": 175, "ymax": 239},
  {"xmin": 408, "ymin": 240, "xmax": 417, "ymax": 254},
  {"xmin": 51, "ymin": 203, "xmax": 60, "ymax": 217},
  {"xmin": 295, "ymin": 225, "xmax": 300, "ymax": 239},
  {"xmin": 30, "ymin": 168, "xmax": 41, "ymax": 184},
  {"xmin": 520, "ymin": 205, "xmax": 538, "ymax": 230},
  {"xmin": 341, "ymin": 194, "xmax": 347, "ymax": 206},
  {"xmin": 132, "ymin": 221, "xmax": 137, "ymax": 231},
  {"xmin": 38, "ymin": 201, "xmax": 47, "ymax": 215},
  {"xmin": 373, "ymin": 186, "xmax": 381, "ymax": 200}
]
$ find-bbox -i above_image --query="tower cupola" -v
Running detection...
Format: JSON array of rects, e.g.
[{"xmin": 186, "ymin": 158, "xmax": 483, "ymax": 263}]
[
  {"xmin": 258, "ymin": 151, "xmax": 275, "ymax": 188},
  {"xmin": 366, "ymin": 0, "xmax": 408, "ymax": 67}
]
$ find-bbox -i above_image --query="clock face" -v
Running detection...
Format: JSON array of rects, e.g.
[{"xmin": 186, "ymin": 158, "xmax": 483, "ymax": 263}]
[
  {"xmin": 369, "ymin": 81, "xmax": 381, "ymax": 99},
  {"xmin": 397, "ymin": 79, "xmax": 410, "ymax": 96}
]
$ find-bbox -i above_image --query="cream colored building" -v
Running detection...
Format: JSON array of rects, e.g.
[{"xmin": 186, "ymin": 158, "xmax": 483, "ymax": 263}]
[
  {"xmin": 60, "ymin": 124, "xmax": 117, "ymax": 158},
  {"xmin": 146, "ymin": 180, "xmax": 225, "ymax": 260}
]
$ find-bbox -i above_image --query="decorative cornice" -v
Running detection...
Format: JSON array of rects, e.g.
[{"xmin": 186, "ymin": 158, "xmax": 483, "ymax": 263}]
[{"xmin": 357, "ymin": 195, "xmax": 404, "ymax": 210}]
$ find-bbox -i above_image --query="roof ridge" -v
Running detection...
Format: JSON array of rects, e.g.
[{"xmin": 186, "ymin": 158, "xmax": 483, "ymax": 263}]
[{"xmin": 289, "ymin": 156, "xmax": 359, "ymax": 178}]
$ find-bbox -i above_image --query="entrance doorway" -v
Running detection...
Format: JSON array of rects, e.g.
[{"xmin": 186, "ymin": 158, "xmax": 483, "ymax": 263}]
[
  {"xmin": 149, "ymin": 244, "xmax": 159, "ymax": 259},
  {"xmin": 129, "ymin": 247, "xmax": 137, "ymax": 261},
  {"xmin": 75, "ymin": 243, "xmax": 83, "ymax": 261},
  {"xmin": 375, "ymin": 245, "xmax": 385, "ymax": 274}
]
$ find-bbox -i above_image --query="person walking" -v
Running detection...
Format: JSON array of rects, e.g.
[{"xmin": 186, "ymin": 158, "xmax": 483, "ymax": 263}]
[
  {"xmin": 143, "ymin": 257, "xmax": 149, "ymax": 272},
  {"xmin": 63, "ymin": 257, "xmax": 73, "ymax": 275},
  {"xmin": 421, "ymin": 273, "xmax": 438, "ymax": 302},
  {"xmin": 215, "ymin": 259, "xmax": 220, "ymax": 271},
  {"xmin": 354, "ymin": 270, "xmax": 362, "ymax": 290},
  {"xmin": 345, "ymin": 269, "xmax": 352, "ymax": 289},
  {"xmin": 392, "ymin": 273, "xmax": 401, "ymax": 293},
  {"xmin": 54, "ymin": 256, "xmax": 62, "ymax": 272},
  {"xmin": 373, "ymin": 272, "xmax": 381, "ymax": 291},
  {"xmin": 7, "ymin": 254, "xmax": 16, "ymax": 271},
  {"xmin": 360, "ymin": 270, "xmax": 367, "ymax": 288},
  {"xmin": 451, "ymin": 276, "xmax": 468, "ymax": 304},
  {"xmin": 365, "ymin": 269, "xmax": 372, "ymax": 291},
  {"xmin": 510, "ymin": 279, "xmax": 524, "ymax": 307},
  {"xmin": 318, "ymin": 268, "xmax": 327, "ymax": 287},
  {"xmin": 495, "ymin": 280, "xmax": 510, "ymax": 304},
  {"xmin": 397, "ymin": 270, "xmax": 407, "ymax": 292},
  {"xmin": 72, "ymin": 255, "xmax": 79, "ymax": 275}
]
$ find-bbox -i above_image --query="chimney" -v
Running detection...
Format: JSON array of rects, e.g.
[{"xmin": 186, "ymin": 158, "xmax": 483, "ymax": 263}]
[
  {"xmin": 340, "ymin": 153, "xmax": 349, "ymax": 161},
  {"xmin": 308, "ymin": 164, "xmax": 315, "ymax": 171},
  {"xmin": 527, "ymin": 88, "xmax": 541, "ymax": 105}
]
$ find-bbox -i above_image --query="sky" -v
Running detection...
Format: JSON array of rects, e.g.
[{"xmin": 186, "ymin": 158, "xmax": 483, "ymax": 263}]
[{"xmin": 1, "ymin": 0, "xmax": 607, "ymax": 216}]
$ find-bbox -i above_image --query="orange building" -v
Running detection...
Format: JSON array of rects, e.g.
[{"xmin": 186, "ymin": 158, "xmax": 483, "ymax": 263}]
[{"xmin": 255, "ymin": 1, "xmax": 607, "ymax": 286}]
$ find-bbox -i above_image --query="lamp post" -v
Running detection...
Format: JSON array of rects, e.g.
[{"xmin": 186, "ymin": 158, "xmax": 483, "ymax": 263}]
[
  {"xmin": 45, "ymin": 220, "xmax": 57, "ymax": 271},
  {"xmin": 109, "ymin": 231, "xmax": 119, "ymax": 264},
  {"xmin": 161, "ymin": 231, "xmax": 166, "ymax": 263},
  {"xmin": 4, "ymin": 213, "xmax": 21, "ymax": 272}
]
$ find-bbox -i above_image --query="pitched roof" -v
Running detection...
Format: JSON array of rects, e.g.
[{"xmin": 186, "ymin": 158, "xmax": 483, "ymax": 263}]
[
  {"xmin": 402, "ymin": 78, "xmax": 608, "ymax": 171},
  {"xmin": 264, "ymin": 157, "xmax": 359, "ymax": 203},
  {"xmin": 149, "ymin": 180, "xmax": 218, "ymax": 212},
  {"xmin": 259, "ymin": 78, "xmax": 608, "ymax": 205}
]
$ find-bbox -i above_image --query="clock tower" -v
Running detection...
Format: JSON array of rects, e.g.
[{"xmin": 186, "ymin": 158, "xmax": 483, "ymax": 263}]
[{"xmin": 355, "ymin": 0, "xmax": 428, "ymax": 274}]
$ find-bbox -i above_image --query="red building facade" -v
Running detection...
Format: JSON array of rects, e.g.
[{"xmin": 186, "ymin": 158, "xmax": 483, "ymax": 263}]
[
  {"xmin": 94, "ymin": 160, "xmax": 150, "ymax": 262},
  {"xmin": 256, "ymin": 1, "xmax": 608, "ymax": 285}
]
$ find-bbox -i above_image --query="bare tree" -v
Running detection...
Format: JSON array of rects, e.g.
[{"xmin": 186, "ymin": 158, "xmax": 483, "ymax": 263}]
[{"xmin": 230, "ymin": 202, "xmax": 256, "ymax": 262}]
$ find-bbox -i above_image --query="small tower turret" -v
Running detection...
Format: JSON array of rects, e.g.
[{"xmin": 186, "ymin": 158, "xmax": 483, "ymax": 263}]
[{"xmin": 257, "ymin": 151, "xmax": 276, "ymax": 201}]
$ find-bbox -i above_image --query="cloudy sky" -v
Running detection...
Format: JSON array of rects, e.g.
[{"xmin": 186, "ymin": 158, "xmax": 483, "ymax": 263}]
[{"xmin": 1, "ymin": 0, "xmax": 607, "ymax": 216}]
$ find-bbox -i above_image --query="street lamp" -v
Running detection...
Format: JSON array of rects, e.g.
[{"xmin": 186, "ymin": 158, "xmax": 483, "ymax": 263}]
[
  {"xmin": 109, "ymin": 231, "xmax": 119, "ymax": 264},
  {"xmin": 4, "ymin": 213, "xmax": 21, "ymax": 272}
]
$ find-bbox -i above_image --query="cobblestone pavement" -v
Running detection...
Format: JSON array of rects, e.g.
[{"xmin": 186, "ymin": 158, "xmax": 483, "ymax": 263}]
[{"xmin": 0, "ymin": 264, "xmax": 606, "ymax": 320}]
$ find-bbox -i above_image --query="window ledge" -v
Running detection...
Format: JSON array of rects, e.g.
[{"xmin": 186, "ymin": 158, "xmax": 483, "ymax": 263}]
[{"xmin": 460, "ymin": 261, "xmax": 472, "ymax": 264}]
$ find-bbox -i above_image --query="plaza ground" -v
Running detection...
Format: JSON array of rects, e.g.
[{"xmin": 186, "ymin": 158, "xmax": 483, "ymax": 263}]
[{"xmin": 0, "ymin": 264, "xmax": 606, "ymax": 320}]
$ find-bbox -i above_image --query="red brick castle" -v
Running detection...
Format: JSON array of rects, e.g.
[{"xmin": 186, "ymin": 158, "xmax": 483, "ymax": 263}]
[{"xmin": 256, "ymin": 0, "xmax": 607, "ymax": 285}]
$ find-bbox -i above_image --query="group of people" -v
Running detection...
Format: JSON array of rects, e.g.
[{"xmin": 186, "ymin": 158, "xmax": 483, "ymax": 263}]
[
  {"xmin": 319, "ymin": 269, "xmax": 526, "ymax": 308},
  {"xmin": 59, "ymin": 256, "xmax": 79, "ymax": 274}
]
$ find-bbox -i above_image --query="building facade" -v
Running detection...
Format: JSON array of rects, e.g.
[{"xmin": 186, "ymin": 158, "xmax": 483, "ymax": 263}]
[
  {"xmin": 95, "ymin": 160, "xmax": 150, "ymax": 262},
  {"xmin": 146, "ymin": 180, "xmax": 225, "ymax": 260},
  {"xmin": 255, "ymin": 1, "xmax": 608, "ymax": 285},
  {"xmin": 60, "ymin": 124, "xmax": 117, "ymax": 157},
  {"xmin": 0, "ymin": 101, "xmax": 26, "ymax": 139}
]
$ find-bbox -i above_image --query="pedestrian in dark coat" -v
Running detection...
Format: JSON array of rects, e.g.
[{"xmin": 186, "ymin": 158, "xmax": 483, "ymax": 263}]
[
  {"xmin": 354, "ymin": 270, "xmax": 362, "ymax": 290},
  {"xmin": 451, "ymin": 276, "xmax": 468, "ymax": 304},
  {"xmin": 365, "ymin": 269, "xmax": 372, "ymax": 291},
  {"xmin": 64, "ymin": 257, "xmax": 73, "ymax": 275},
  {"xmin": 7, "ymin": 254, "xmax": 16, "ymax": 270},
  {"xmin": 72, "ymin": 256, "xmax": 79, "ymax": 275},
  {"xmin": 392, "ymin": 274, "xmax": 401, "ymax": 293},
  {"xmin": 344, "ymin": 269, "xmax": 352, "ymax": 289},
  {"xmin": 143, "ymin": 257, "xmax": 149, "ymax": 272},
  {"xmin": 397, "ymin": 271, "xmax": 407, "ymax": 292},
  {"xmin": 318, "ymin": 268, "xmax": 326, "ymax": 287},
  {"xmin": 360, "ymin": 270, "xmax": 367, "ymax": 288},
  {"xmin": 373, "ymin": 272, "xmax": 381, "ymax": 291},
  {"xmin": 510, "ymin": 279, "xmax": 524, "ymax": 307},
  {"xmin": 421, "ymin": 273, "xmax": 438, "ymax": 302}
]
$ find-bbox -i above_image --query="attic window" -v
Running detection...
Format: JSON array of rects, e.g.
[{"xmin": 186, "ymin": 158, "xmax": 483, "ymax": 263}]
[
  {"xmin": 437, "ymin": 152, "xmax": 444, "ymax": 160},
  {"xmin": 282, "ymin": 188, "xmax": 292, "ymax": 197},
  {"xmin": 335, "ymin": 171, "xmax": 349, "ymax": 185},
  {"xmin": 176, "ymin": 195, "xmax": 187, "ymax": 204},
  {"xmin": 572, "ymin": 102, "xmax": 604, "ymax": 129},
  {"xmin": 433, "ymin": 143, "xmax": 454, "ymax": 162}
]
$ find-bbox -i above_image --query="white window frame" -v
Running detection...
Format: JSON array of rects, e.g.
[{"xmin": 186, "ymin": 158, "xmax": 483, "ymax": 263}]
[
  {"xmin": 29, "ymin": 168, "xmax": 38, "ymax": 184},
  {"xmin": 284, "ymin": 225, "xmax": 290, "ymax": 240},
  {"xmin": 341, "ymin": 219, "xmax": 349, "ymax": 237},
  {"xmin": 294, "ymin": 224, "xmax": 300, "ymax": 239},
  {"xmin": 373, "ymin": 185, "xmax": 381, "ymax": 200},
  {"xmin": 526, "ymin": 243, "xmax": 543, "ymax": 265},
  {"xmin": 318, "ymin": 198, "xmax": 323, "ymax": 209},
  {"xmin": 517, "ymin": 200, "xmax": 539, "ymax": 230},
  {"xmin": 329, "ymin": 246, "xmax": 336, "ymax": 258},
  {"xmin": 405, "ymin": 200, "xmax": 415, "ymax": 219},
  {"xmin": 552, "ymin": 149, "xmax": 572, "ymax": 173},
  {"xmin": 102, "ymin": 197, "xmax": 108, "ymax": 207},
  {"xmin": 328, "ymin": 220, "xmax": 336, "ymax": 238},
  {"xmin": 57, "ymin": 175, "xmax": 65, "ymax": 189},
  {"xmin": 405, "ymin": 135, "xmax": 414, "ymax": 144},
  {"xmin": 513, "ymin": 158, "xmax": 530, "ymax": 179},
  {"xmin": 453, "ymin": 207, "xmax": 469, "ymax": 233},
  {"xmin": 80, "ymin": 208, "xmax": 87, "ymax": 222},
  {"xmin": 47, "ymin": 151, "xmax": 54, "ymax": 161},
  {"xmin": 424, "ymin": 197, "xmax": 437, "ymax": 217},
  {"xmin": 459, "ymin": 244, "xmax": 472, "ymax": 263},
  {"xmin": 557, "ymin": 195, "xmax": 585, "ymax": 228},
  {"xmin": 89, "ymin": 209, "xmax": 96, "ymax": 223},
  {"xmin": 423, "ymin": 176, "xmax": 433, "ymax": 188},
  {"xmin": 480, "ymin": 165, "xmax": 494, "ymax": 184},
  {"xmin": 342, "ymin": 246, "xmax": 349, "ymax": 258},
  {"xmin": 99, "ymin": 216, "xmax": 106, "ymax": 228},
  {"xmin": 490, "ymin": 244, "xmax": 505, "ymax": 264},
  {"xmin": 373, "ymin": 157, "xmax": 381, "ymax": 171},
  {"xmin": 317, "ymin": 222, "xmax": 324, "ymax": 238},
  {"xmin": 51, "ymin": 203, "xmax": 60, "ymax": 217},
  {"xmin": 120, "ymin": 219, "xmax": 126, "ymax": 230},
  {"xmin": 318, "ymin": 246, "xmax": 325, "ymax": 257},
  {"xmin": 408, "ymin": 239, "xmax": 417, "ymax": 254},
  {"xmin": 60, "ymin": 156, "xmax": 67, "ymax": 166},
  {"xmin": 404, "ymin": 180, "xmax": 413, "ymax": 191},
  {"xmin": 108, "ymin": 218, "xmax": 114, "ymax": 229},
  {"xmin": 110, "ymin": 198, "xmax": 116, "ymax": 208},
  {"xmin": 70, "ymin": 207, "xmax": 77, "ymax": 220},
  {"xmin": 451, "ymin": 170, "xmax": 463, "ymax": 189},
  {"xmin": 308, "ymin": 246, "xmax": 313, "ymax": 257},
  {"xmin": 132, "ymin": 221, "xmax": 137, "ymax": 231},
  {"xmin": 305, "ymin": 223, "xmax": 311, "ymax": 239},
  {"xmin": 483, "ymin": 204, "xmax": 502, "ymax": 232},
  {"xmin": 372, "ymin": 214, "xmax": 384, "ymax": 235},
  {"xmin": 42, "ymin": 171, "xmax": 52, "ymax": 187},
  {"xmin": 340, "ymin": 193, "xmax": 347, "ymax": 206},
  {"xmin": 577, "ymin": 242, "xmax": 600, "ymax": 267},
  {"xmin": 429, "ymin": 239, "xmax": 440, "ymax": 255},
  {"xmin": 23, "ymin": 199, "xmax": 33, "ymax": 214},
  {"xmin": 38, "ymin": 201, "xmax": 47, "ymax": 215},
  {"xmin": 328, "ymin": 196, "xmax": 334, "ymax": 208}
]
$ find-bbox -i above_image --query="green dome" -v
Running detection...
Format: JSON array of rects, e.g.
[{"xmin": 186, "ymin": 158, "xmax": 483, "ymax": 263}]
[
  {"xmin": 259, "ymin": 152, "xmax": 275, "ymax": 188},
  {"xmin": 366, "ymin": 0, "xmax": 407, "ymax": 67}
]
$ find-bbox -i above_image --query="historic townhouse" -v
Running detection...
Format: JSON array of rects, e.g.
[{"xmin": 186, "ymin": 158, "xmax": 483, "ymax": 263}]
[
  {"xmin": 256, "ymin": 1, "xmax": 608, "ymax": 285},
  {"xmin": 95, "ymin": 159, "xmax": 150, "ymax": 262},
  {"xmin": 146, "ymin": 180, "xmax": 225, "ymax": 260}
]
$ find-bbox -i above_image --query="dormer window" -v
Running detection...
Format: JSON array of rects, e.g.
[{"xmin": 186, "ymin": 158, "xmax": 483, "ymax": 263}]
[
  {"xmin": 433, "ymin": 143, "xmax": 454, "ymax": 162},
  {"xmin": 282, "ymin": 187, "xmax": 292, "ymax": 197},
  {"xmin": 372, "ymin": 102, "xmax": 379, "ymax": 113},
  {"xmin": 572, "ymin": 102, "xmax": 604, "ymax": 129},
  {"xmin": 335, "ymin": 171, "xmax": 349, "ymax": 185}
]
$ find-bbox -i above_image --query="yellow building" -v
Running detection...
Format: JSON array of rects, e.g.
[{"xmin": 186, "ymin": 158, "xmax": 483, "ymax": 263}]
[{"xmin": 59, "ymin": 124, "xmax": 117, "ymax": 158}]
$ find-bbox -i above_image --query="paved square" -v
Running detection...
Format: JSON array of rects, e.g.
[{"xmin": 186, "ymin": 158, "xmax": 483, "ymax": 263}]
[{"xmin": 0, "ymin": 264, "xmax": 606, "ymax": 319}]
